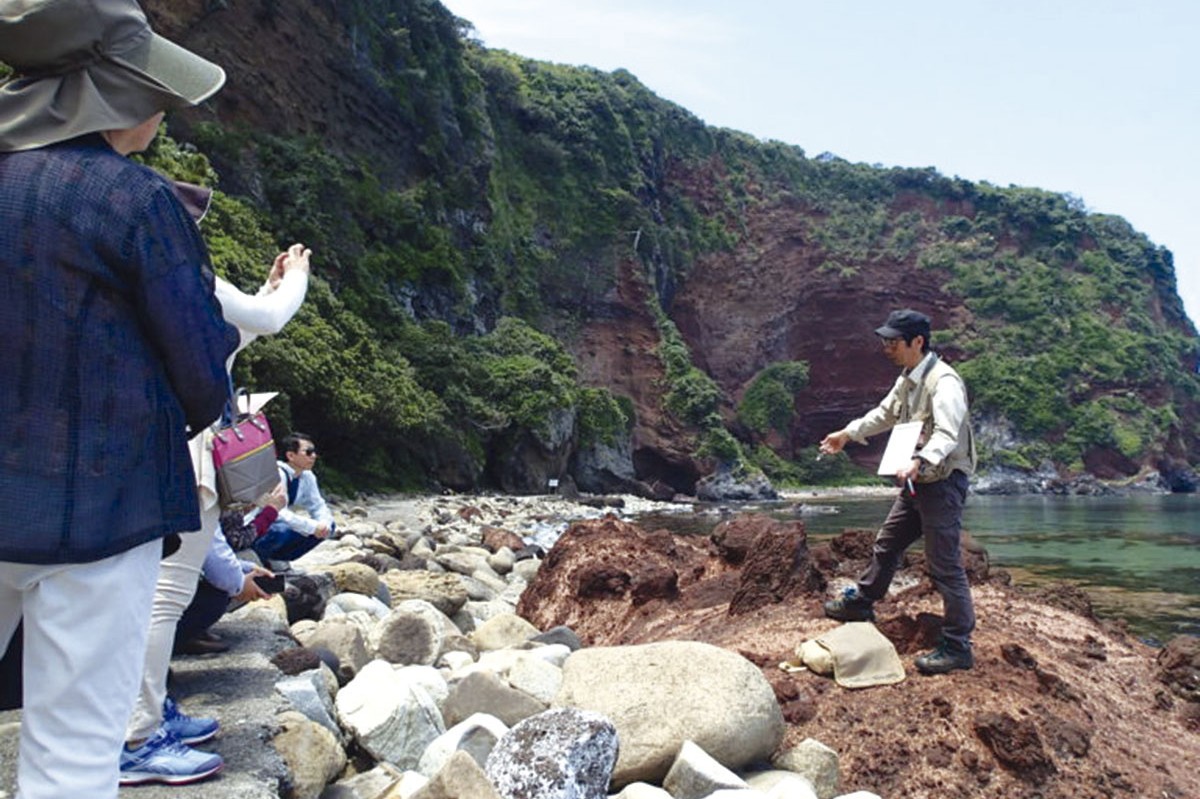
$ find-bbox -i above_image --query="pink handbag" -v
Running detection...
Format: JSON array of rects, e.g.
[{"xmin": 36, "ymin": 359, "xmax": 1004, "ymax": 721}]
[{"xmin": 210, "ymin": 388, "xmax": 280, "ymax": 510}]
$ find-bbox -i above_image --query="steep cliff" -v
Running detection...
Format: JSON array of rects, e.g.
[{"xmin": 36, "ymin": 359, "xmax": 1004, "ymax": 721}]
[{"xmin": 139, "ymin": 0, "xmax": 1200, "ymax": 493}]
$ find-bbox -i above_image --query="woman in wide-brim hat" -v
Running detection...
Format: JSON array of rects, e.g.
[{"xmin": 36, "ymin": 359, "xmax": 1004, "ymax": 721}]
[
  {"xmin": 0, "ymin": 2, "xmax": 240, "ymax": 798},
  {"xmin": 0, "ymin": 0, "xmax": 225, "ymax": 151}
]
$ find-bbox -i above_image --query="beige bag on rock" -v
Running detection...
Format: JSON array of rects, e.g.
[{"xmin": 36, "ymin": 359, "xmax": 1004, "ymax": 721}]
[{"xmin": 779, "ymin": 621, "xmax": 906, "ymax": 688}]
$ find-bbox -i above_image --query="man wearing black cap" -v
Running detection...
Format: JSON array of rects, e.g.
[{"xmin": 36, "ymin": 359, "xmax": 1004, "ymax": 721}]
[
  {"xmin": 819, "ymin": 309, "xmax": 978, "ymax": 674},
  {"xmin": 0, "ymin": 1, "xmax": 238, "ymax": 795}
]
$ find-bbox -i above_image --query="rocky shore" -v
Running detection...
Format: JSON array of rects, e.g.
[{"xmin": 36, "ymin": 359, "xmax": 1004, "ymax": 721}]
[{"xmin": 2, "ymin": 491, "xmax": 1196, "ymax": 799}]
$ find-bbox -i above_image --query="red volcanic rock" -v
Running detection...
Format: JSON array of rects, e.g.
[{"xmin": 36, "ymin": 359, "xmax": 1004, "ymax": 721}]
[
  {"xmin": 973, "ymin": 712, "xmax": 1057, "ymax": 785},
  {"xmin": 723, "ymin": 515, "xmax": 826, "ymax": 616},
  {"xmin": 1030, "ymin": 583, "xmax": 1097, "ymax": 621},
  {"xmin": 515, "ymin": 516, "xmax": 730, "ymax": 644},
  {"xmin": 711, "ymin": 513, "xmax": 777, "ymax": 564},
  {"xmin": 571, "ymin": 259, "xmax": 705, "ymax": 494},
  {"xmin": 874, "ymin": 612, "xmax": 944, "ymax": 655},
  {"xmin": 1156, "ymin": 635, "xmax": 1200, "ymax": 703},
  {"xmin": 828, "ymin": 529, "xmax": 879, "ymax": 562},
  {"xmin": 518, "ymin": 513, "xmax": 831, "ymax": 642},
  {"xmin": 515, "ymin": 511, "xmax": 1200, "ymax": 798},
  {"xmin": 458, "ymin": 506, "xmax": 484, "ymax": 522},
  {"xmin": 481, "ymin": 525, "xmax": 526, "ymax": 554}
]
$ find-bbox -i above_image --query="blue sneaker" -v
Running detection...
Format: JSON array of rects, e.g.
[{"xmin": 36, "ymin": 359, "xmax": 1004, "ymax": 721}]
[
  {"xmin": 162, "ymin": 695, "xmax": 219, "ymax": 745},
  {"xmin": 119, "ymin": 728, "xmax": 223, "ymax": 786},
  {"xmin": 823, "ymin": 585, "xmax": 876, "ymax": 621}
]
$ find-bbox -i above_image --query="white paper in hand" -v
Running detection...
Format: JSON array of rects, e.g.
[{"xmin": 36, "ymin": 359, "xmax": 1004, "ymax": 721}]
[
  {"xmin": 877, "ymin": 421, "xmax": 923, "ymax": 475},
  {"xmin": 237, "ymin": 391, "xmax": 278, "ymax": 416}
]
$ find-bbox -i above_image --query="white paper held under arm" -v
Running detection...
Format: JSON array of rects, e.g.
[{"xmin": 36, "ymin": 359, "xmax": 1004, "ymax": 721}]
[{"xmin": 877, "ymin": 421, "xmax": 923, "ymax": 475}]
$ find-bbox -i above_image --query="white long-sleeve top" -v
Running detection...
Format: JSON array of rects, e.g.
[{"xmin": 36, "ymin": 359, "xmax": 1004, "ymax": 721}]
[
  {"xmin": 190, "ymin": 269, "xmax": 309, "ymax": 510},
  {"xmin": 215, "ymin": 268, "xmax": 308, "ymax": 358}
]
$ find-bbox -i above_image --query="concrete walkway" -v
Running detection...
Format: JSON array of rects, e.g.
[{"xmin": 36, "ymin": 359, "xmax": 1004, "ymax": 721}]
[{"xmin": 1, "ymin": 613, "xmax": 294, "ymax": 799}]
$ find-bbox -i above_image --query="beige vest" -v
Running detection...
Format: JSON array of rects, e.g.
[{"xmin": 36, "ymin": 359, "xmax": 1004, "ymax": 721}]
[{"xmin": 890, "ymin": 355, "xmax": 977, "ymax": 482}]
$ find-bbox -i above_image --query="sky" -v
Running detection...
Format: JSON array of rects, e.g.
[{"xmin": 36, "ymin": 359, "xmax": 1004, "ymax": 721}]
[{"xmin": 439, "ymin": 0, "xmax": 1200, "ymax": 327}]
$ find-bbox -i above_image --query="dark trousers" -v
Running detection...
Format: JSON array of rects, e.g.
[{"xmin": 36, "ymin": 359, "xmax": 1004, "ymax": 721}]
[
  {"xmin": 857, "ymin": 470, "xmax": 975, "ymax": 647},
  {"xmin": 175, "ymin": 579, "xmax": 231, "ymax": 645},
  {"xmin": 251, "ymin": 520, "xmax": 320, "ymax": 563},
  {"xmin": 0, "ymin": 620, "xmax": 21, "ymax": 710}
]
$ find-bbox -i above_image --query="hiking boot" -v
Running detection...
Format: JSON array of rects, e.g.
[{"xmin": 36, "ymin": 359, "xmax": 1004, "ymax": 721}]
[
  {"xmin": 823, "ymin": 586, "xmax": 875, "ymax": 622},
  {"xmin": 119, "ymin": 729, "xmax": 223, "ymax": 786},
  {"xmin": 915, "ymin": 640, "xmax": 974, "ymax": 675},
  {"xmin": 162, "ymin": 696, "xmax": 219, "ymax": 745}
]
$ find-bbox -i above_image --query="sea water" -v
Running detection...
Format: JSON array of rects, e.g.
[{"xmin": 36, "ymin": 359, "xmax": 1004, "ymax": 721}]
[{"xmin": 637, "ymin": 492, "xmax": 1200, "ymax": 644}]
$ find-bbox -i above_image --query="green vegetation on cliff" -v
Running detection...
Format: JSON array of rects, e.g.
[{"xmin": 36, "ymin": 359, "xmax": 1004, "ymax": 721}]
[
  {"xmin": 738, "ymin": 362, "xmax": 811, "ymax": 438},
  {"xmin": 8, "ymin": 0, "xmax": 1197, "ymax": 492},
  {"xmin": 172, "ymin": 1, "xmax": 1200, "ymax": 488}
]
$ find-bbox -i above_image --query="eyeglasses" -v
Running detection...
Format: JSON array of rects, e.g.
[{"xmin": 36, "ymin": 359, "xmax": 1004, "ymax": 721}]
[
  {"xmin": 880, "ymin": 337, "xmax": 904, "ymax": 348},
  {"xmin": 301, "ymin": 447, "xmax": 317, "ymax": 456}
]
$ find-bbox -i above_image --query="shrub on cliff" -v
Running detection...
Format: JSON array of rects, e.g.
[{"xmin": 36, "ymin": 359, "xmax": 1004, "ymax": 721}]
[{"xmin": 737, "ymin": 362, "xmax": 810, "ymax": 438}]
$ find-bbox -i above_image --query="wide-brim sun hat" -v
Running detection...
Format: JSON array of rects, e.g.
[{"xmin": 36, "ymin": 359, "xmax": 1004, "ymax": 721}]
[{"xmin": 0, "ymin": 0, "xmax": 226, "ymax": 152}]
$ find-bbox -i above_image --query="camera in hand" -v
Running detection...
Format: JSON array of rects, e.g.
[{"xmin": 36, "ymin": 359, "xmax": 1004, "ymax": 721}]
[{"xmin": 254, "ymin": 573, "xmax": 286, "ymax": 593}]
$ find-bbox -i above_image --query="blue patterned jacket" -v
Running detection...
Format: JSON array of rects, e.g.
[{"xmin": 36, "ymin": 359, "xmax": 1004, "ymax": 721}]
[{"xmin": 0, "ymin": 134, "xmax": 239, "ymax": 564}]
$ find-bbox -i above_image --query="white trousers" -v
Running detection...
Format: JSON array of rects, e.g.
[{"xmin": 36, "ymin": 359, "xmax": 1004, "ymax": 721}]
[
  {"xmin": 125, "ymin": 504, "xmax": 219, "ymax": 742},
  {"xmin": 0, "ymin": 540, "xmax": 160, "ymax": 799}
]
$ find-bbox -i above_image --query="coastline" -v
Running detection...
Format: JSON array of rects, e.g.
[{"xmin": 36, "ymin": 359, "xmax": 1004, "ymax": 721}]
[
  {"xmin": 357, "ymin": 488, "xmax": 1198, "ymax": 645},
  {"xmin": 778, "ymin": 485, "xmax": 901, "ymax": 501},
  {"xmin": 4, "ymin": 488, "xmax": 1194, "ymax": 799}
]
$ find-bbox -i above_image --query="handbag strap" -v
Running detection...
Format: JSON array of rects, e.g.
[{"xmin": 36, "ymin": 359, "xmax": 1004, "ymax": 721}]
[{"xmin": 213, "ymin": 373, "xmax": 253, "ymax": 441}]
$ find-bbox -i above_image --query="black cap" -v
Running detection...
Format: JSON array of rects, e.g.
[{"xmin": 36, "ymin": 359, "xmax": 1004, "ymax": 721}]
[{"xmin": 875, "ymin": 309, "xmax": 931, "ymax": 340}]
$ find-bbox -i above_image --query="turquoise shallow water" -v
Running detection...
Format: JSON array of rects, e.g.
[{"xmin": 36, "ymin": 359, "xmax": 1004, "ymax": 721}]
[{"xmin": 636, "ymin": 492, "xmax": 1200, "ymax": 644}]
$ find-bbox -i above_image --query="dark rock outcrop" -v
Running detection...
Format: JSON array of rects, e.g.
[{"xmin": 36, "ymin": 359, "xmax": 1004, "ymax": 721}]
[
  {"xmin": 727, "ymin": 518, "xmax": 825, "ymax": 616},
  {"xmin": 695, "ymin": 468, "xmax": 778, "ymax": 502},
  {"xmin": 1156, "ymin": 635, "xmax": 1200, "ymax": 703},
  {"xmin": 973, "ymin": 712, "xmax": 1057, "ymax": 785}
]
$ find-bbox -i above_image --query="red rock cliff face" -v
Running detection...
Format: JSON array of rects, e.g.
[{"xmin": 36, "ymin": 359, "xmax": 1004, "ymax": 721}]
[
  {"xmin": 573, "ymin": 260, "xmax": 703, "ymax": 493},
  {"xmin": 142, "ymin": 1, "xmax": 1199, "ymax": 485},
  {"xmin": 624, "ymin": 179, "xmax": 976, "ymax": 467},
  {"xmin": 146, "ymin": 0, "xmax": 442, "ymax": 187},
  {"xmin": 142, "ymin": 0, "xmax": 977, "ymax": 479}
]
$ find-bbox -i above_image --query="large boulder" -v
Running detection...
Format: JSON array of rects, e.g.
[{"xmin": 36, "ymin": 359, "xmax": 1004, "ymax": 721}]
[
  {"xmin": 571, "ymin": 432, "xmax": 653, "ymax": 497},
  {"xmin": 485, "ymin": 708, "xmax": 618, "ymax": 799},
  {"xmin": 553, "ymin": 641, "xmax": 784, "ymax": 788},
  {"xmin": 271, "ymin": 711, "xmax": 346, "ymax": 799},
  {"xmin": 335, "ymin": 660, "xmax": 445, "ymax": 770}
]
